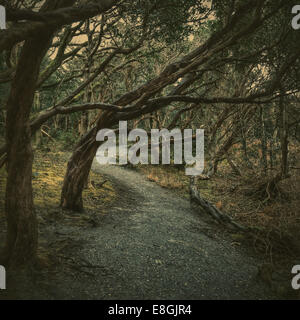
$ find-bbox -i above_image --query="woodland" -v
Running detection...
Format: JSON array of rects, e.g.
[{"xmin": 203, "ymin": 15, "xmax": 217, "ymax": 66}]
[{"xmin": 0, "ymin": 0, "xmax": 299, "ymax": 300}]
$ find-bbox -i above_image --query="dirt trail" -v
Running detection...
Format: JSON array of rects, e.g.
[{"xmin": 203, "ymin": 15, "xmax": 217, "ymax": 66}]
[{"xmin": 2, "ymin": 162, "xmax": 276, "ymax": 300}]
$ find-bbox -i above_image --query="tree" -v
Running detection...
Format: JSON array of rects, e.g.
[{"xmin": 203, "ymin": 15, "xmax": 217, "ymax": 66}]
[
  {"xmin": 0, "ymin": 0, "xmax": 119, "ymax": 267},
  {"xmin": 60, "ymin": 0, "xmax": 299, "ymax": 211},
  {"xmin": 0, "ymin": 0, "xmax": 299, "ymax": 267}
]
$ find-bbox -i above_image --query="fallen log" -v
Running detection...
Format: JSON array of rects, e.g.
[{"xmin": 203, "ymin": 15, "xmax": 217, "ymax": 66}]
[{"xmin": 189, "ymin": 176, "xmax": 249, "ymax": 231}]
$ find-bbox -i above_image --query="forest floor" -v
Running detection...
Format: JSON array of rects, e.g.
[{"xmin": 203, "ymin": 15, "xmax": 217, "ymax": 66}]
[
  {"xmin": 136, "ymin": 163, "xmax": 300, "ymax": 265},
  {"xmin": 0, "ymin": 151, "xmax": 299, "ymax": 300}
]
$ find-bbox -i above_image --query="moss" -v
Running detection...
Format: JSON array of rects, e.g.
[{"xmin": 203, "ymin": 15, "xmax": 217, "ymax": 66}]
[{"xmin": 0, "ymin": 151, "xmax": 116, "ymax": 218}]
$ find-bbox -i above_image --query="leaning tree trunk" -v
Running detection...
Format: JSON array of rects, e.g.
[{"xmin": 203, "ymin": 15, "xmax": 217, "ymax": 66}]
[
  {"xmin": 60, "ymin": 112, "xmax": 115, "ymax": 212},
  {"xmin": 60, "ymin": 128, "xmax": 98, "ymax": 211},
  {"xmin": 3, "ymin": 34, "xmax": 53, "ymax": 267}
]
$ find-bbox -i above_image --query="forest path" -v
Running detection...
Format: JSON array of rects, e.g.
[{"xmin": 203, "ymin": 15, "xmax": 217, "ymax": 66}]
[
  {"xmin": 47, "ymin": 161, "xmax": 274, "ymax": 300},
  {"xmin": 6, "ymin": 162, "xmax": 276, "ymax": 300}
]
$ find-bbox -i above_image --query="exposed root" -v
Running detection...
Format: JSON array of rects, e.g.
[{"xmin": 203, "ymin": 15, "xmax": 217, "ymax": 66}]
[{"xmin": 242, "ymin": 173, "xmax": 289, "ymax": 202}]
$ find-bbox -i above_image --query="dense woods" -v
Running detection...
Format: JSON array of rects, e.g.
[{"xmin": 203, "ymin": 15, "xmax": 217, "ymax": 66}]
[{"xmin": 0, "ymin": 0, "xmax": 299, "ymax": 300}]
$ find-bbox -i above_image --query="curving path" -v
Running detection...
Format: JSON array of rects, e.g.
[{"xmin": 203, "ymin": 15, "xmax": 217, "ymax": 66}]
[
  {"xmin": 54, "ymin": 162, "xmax": 274, "ymax": 300},
  {"xmin": 4, "ymin": 161, "xmax": 276, "ymax": 300}
]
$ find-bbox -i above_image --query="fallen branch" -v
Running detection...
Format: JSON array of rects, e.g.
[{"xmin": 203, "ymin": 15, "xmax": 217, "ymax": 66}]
[
  {"xmin": 189, "ymin": 176, "xmax": 249, "ymax": 231},
  {"xmin": 41, "ymin": 128, "xmax": 56, "ymax": 142},
  {"xmin": 91, "ymin": 180, "xmax": 108, "ymax": 189}
]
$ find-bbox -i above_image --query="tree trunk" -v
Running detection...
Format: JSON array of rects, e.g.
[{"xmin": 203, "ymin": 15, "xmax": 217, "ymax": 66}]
[
  {"xmin": 240, "ymin": 126, "xmax": 254, "ymax": 169},
  {"xmin": 34, "ymin": 92, "xmax": 42, "ymax": 146},
  {"xmin": 79, "ymin": 19, "xmax": 93, "ymax": 138},
  {"xmin": 60, "ymin": 128, "xmax": 98, "ymax": 211},
  {"xmin": 279, "ymin": 94, "xmax": 289, "ymax": 178},
  {"xmin": 269, "ymin": 126, "xmax": 277, "ymax": 170},
  {"xmin": 226, "ymin": 154, "xmax": 242, "ymax": 176},
  {"xmin": 60, "ymin": 113, "xmax": 115, "ymax": 211},
  {"xmin": 2, "ymin": 0, "xmax": 73, "ymax": 266},
  {"xmin": 4, "ymin": 34, "xmax": 53, "ymax": 267},
  {"xmin": 260, "ymin": 107, "xmax": 268, "ymax": 174}
]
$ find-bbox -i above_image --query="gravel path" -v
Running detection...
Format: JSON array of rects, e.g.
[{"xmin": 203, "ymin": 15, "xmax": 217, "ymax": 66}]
[
  {"xmin": 56, "ymin": 162, "xmax": 275, "ymax": 299},
  {"xmin": 3, "ymin": 162, "xmax": 276, "ymax": 300}
]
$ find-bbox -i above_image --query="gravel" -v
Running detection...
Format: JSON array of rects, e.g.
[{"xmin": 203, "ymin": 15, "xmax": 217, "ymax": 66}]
[{"xmin": 1, "ymin": 161, "xmax": 277, "ymax": 300}]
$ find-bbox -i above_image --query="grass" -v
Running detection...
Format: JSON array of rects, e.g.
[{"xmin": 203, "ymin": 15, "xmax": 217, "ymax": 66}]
[
  {"xmin": 0, "ymin": 149, "xmax": 116, "ymax": 257},
  {"xmin": 142, "ymin": 165, "xmax": 189, "ymax": 193},
  {"xmin": 32, "ymin": 151, "xmax": 115, "ymax": 211},
  {"xmin": 0, "ymin": 150, "xmax": 115, "ymax": 213}
]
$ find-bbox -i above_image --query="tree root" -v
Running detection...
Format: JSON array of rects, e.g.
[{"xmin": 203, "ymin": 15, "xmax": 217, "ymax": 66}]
[{"xmin": 244, "ymin": 173, "xmax": 289, "ymax": 202}]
